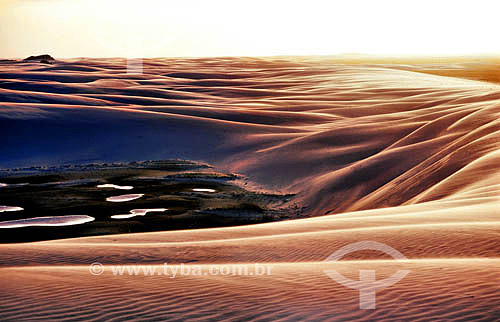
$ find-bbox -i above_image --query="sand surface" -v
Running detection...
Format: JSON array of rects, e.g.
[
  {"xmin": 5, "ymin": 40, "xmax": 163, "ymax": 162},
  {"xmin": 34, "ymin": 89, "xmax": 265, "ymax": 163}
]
[{"xmin": 1, "ymin": 57, "xmax": 499, "ymax": 320}]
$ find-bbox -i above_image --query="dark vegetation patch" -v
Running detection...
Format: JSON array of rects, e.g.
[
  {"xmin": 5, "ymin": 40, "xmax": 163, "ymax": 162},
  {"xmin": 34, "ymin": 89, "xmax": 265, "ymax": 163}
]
[{"xmin": 0, "ymin": 160, "xmax": 293, "ymax": 242}]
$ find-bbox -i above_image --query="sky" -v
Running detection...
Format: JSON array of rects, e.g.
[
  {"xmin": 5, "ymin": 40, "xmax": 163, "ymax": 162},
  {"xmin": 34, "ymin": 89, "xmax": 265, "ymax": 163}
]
[{"xmin": 1, "ymin": 0, "xmax": 500, "ymax": 58}]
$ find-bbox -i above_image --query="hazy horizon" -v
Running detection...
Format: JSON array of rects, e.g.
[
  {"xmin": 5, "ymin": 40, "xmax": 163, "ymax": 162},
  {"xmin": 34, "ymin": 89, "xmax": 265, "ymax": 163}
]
[
  {"xmin": 6, "ymin": 53, "xmax": 500, "ymax": 60},
  {"xmin": 2, "ymin": 0, "xmax": 500, "ymax": 59}
]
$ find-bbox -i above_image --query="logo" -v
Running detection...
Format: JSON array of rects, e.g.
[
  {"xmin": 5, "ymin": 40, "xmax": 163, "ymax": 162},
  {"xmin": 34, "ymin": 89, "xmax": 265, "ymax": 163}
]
[
  {"xmin": 89, "ymin": 262, "xmax": 105, "ymax": 276},
  {"xmin": 323, "ymin": 241, "xmax": 410, "ymax": 309}
]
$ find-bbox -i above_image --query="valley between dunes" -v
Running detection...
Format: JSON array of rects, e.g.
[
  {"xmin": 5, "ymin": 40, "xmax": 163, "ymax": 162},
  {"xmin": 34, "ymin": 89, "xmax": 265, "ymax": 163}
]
[{"xmin": 0, "ymin": 57, "xmax": 499, "ymax": 320}]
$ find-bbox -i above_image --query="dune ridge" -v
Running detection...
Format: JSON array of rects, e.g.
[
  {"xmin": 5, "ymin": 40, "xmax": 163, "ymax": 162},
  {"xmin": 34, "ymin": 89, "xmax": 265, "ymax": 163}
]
[{"xmin": 1, "ymin": 57, "xmax": 499, "ymax": 320}]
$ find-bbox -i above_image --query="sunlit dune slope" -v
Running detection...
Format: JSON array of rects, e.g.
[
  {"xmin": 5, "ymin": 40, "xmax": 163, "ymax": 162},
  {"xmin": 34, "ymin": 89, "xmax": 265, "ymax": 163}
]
[{"xmin": 1, "ymin": 57, "xmax": 500, "ymax": 216}]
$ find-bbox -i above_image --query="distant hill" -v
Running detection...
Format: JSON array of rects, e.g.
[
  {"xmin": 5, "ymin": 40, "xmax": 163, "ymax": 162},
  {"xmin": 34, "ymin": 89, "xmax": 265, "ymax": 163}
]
[{"xmin": 23, "ymin": 54, "xmax": 55, "ymax": 63}]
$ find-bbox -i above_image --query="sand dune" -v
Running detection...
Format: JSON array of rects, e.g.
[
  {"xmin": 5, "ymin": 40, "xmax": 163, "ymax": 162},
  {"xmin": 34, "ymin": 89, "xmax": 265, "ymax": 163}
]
[
  {"xmin": 1, "ymin": 57, "xmax": 499, "ymax": 320},
  {"xmin": 2, "ymin": 57, "xmax": 500, "ymax": 216}
]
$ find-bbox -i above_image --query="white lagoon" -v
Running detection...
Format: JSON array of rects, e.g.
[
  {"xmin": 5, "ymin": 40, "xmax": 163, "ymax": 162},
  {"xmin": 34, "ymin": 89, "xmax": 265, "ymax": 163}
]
[
  {"xmin": 106, "ymin": 194, "xmax": 144, "ymax": 202},
  {"xmin": 97, "ymin": 184, "xmax": 134, "ymax": 190},
  {"xmin": 111, "ymin": 208, "xmax": 168, "ymax": 219},
  {"xmin": 192, "ymin": 188, "xmax": 216, "ymax": 193},
  {"xmin": 0, "ymin": 215, "xmax": 95, "ymax": 228},
  {"xmin": 0, "ymin": 206, "xmax": 24, "ymax": 213}
]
